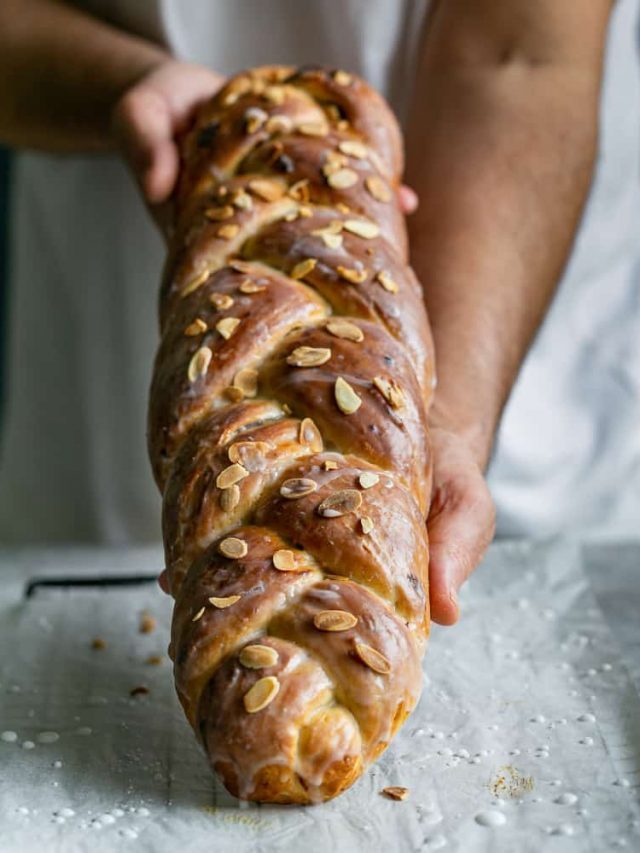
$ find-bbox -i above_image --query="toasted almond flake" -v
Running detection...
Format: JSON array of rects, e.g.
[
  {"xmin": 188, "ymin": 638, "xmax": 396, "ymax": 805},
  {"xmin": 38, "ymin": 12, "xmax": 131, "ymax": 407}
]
[
  {"xmin": 336, "ymin": 265, "xmax": 367, "ymax": 284},
  {"xmin": 327, "ymin": 168, "xmax": 358, "ymax": 189},
  {"xmin": 266, "ymin": 115, "xmax": 293, "ymax": 134},
  {"xmin": 323, "ymin": 459, "xmax": 339, "ymax": 471},
  {"xmin": 139, "ymin": 612, "xmax": 156, "ymax": 634},
  {"xmin": 319, "ymin": 232, "xmax": 343, "ymax": 250},
  {"xmin": 313, "ymin": 610, "xmax": 358, "ymax": 632},
  {"xmin": 227, "ymin": 440, "xmax": 270, "ymax": 470},
  {"xmin": 326, "ymin": 319, "xmax": 364, "ymax": 342},
  {"xmin": 323, "ymin": 151, "xmax": 348, "ymax": 175},
  {"xmin": 187, "ymin": 346, "xmax": 212, "ymax": 382},
  {"xmin": 216, "ymin": 463, "xmax": 249, "ymax": 489},
  {"xmin": 333, "ymin": 70, "xmax": 353, "ymax": 86},
  {"xmin": 209, "ymin": 594, "xmax": 242, "ymax": 608},
  {"xmin": 338, "ymin": 140, "xmax": 367, "ymax": 159},
  {"xmin": 286, "ymin": 346, "xmax": 331, "ymax": 367},
  {"xmin": 210, "ymin": 292, "xmax": 235, "ymax": 310},
  {"xmin": 239, "ymin": 279, "xmax": 266, "ymax": 293},
  {"xmin": 280, "ymin": 478, "xmax": 318, "ymax": 499},
  {"xmin": 222, "ymin": 76, "xmax": 252, "ymax": 106},
  {"xmin": 317, "ymin": 488, "xmax": 362, "ymax": 518},
  {"xmin": 291, "ymin": 258, "xmax": 317, "ymax": 280},
  {"xmin": 299, "ymin": 417, "xmax": 323, "ymax": 451},
  {"xmin": 344, "ymin": 219, "xmax": 380, "ymax": 239},
  {"xmin": 240, "ymin": 644, "xmax": 279, "ymax": 669},
  {"xmin": 299, "ymin": 122, "xmax": 328, "ymax": 137},
  {"xmin": 205, "ymin": 205, "xmax": 235, "ymax": 222},
  {"xmin": 248, "ymin": 178, "xmax": 285, "ymax": 202},
  {"xmin": 336, "ymin": 202, "xmax": 351, "ymax": 214},
  {"xmin": 216, "ymin": 317, "xmax": 241, "ymax": 339},
  {"xmin": 233, "ymin": 367, "xmax": 259, "ymax": 397},
  {"xmin": 365, "ymin": 175, "xmax": 391, "ymax": 203},
  {"xmin": 244, "ymin": 106, "xmax": 268, "ymax": 134},
  {"xmin": 192, "ymin": 606, "xmax": 205, "ymax": 622},
  {"xmin": 288, "ymin": 179, "xmax": 310, "ymax": 203},
  {"xmin": 216, "ymin": 185, "xmax": 229, "ymax": 198},
  {"xmin": 355, "ymin": 642, "xmax": 391, "ymax": 674},
  {"xmin": 377, "ymin": 270, "xmax": 399, "ymax": 294},
  {"xmin": 184, "ymin": 318, "xmax": 207, "ymax": 336},
  {"xmin": 230, "ymin": 259, "xmax": 252, "ymax": 274},
  {"xmin": 263, "ymin": 85, "xmax": 286, "ymax": 105},
  {"xmin": 382, "ymin": 786, "xmax": 409, "ymax": 801},
  {"xmin": 335, "ymin": 376, "xmax": 362, "ymax": 414},
  {"xmin": 272, "ymin": 549, "xmax": 298, "ymax": 571},
  {"xmin": 282, "ymin": 403, "xmax": 292, "ymax": 415},
  {"xmin": 284, "ymin": 210, "xmax": 299, "ymax": 223},
  {"xmin": 219, "ymin": 537, "xmax": 248, "ymax": 559},
  {"xmin": 224, "ymin": 386, "xmax": 245, "ymax": 403},
  {"xmin": 360, "ymin": 516, "xmax": 374, "ymax": 534},
  {"xmin": 219, "ymin": 483, "xmax": 240, "ymax": 511},
  {"xmin": 359, "ymin": 472, "xmax": 380, "ymax": 489},
  {"xmin": 325, "ymin": 103, "xmax": 342, "ymax": 123},
  {"xmin": 181, "ymin": 268, "xmax": 211, "ymax": 297},
  {"xmin": 243, "ymin": 675, "xmax": 280, "ymax": 713},
  {"xmin": 232, "ymin": 190, "xmax": 253, "ymax": 211},
  {"xmin": 373, "ymin": 376, "xmax": 405, "ymax": 409},
  {"xmin": 217, "ymin": 224, "xmax": 240, "ymax": 240}
]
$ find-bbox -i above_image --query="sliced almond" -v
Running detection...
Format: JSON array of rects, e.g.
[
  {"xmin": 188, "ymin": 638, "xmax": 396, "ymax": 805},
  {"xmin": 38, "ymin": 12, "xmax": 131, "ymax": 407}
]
[
  {"xmin": 288, "ymin": 179, "xmax": 310, "ymax": 203},
  {"xmin": 184, "ymin": 318, "xmax": 207, "ymax": 336},
  {"xmin": 299, "ymin": 122, "xmax": 328, "ymax": 137},
  {"xmin": 205, "ymin": 205, "xmax": 234, "ymax": 222},
  {"xmin": 382, "ymin": 786, "xmax": 409, "ymax": 801},
  {"xmin": 326, "ymin": 319, "xmax": 364, "ymax": 342},
  {"xmin": 280, "ymin": 478, "xmax": 318, "ymax": 499},
  {"xmin": 217, "ymin": 224, "xmax": 240, "ymax": 240},
  {"xmin": 373, "ymin": 376, "xmax": 405, "ymax": 409},
  {"xmin": 209, "ymin": 594, "xmax": 242, "ymax": 608},
  {"xmin": 333, "ymin": 70, "xmax": 352, "ymax": 86},
  {"xmin": 377, "ymin": 270, "xmax": 399, "ymax": 294},
  {"xmin": 299, "ymin": 417, "xmax": 323, "ymax": 451},
  {"xmin": 239, "ymin": 644, "xmax": 279, "ymax": 669},
  {"xmin": 182, "ymin": 268, "xmax": 211, "ymax": 297},
  {"xmin": 291, "ymin": 258, "xmax": 317, "ymax": 280},
  {"xmin": 244, "ymin": 106, "xmax": 268, "ymax": 134},
  {"xmin": 360, "ymin": 516, "xmax": 374, "ymax": 535},
  {"xmin": 232, "ymin": 190, "xmax": 253, "ymax": 211},
  {"xmin": 323, "ymin": 459, "xmax": 339, "ymax": 471},
  {"xmin": 317, "ymin": 489, "xmax": 362, "ymax": 518},
  {"xmin": 216, "ymin": 317, "xmax": 241, "ymax": 339},
  {"xmin": 313, "ymin": 610, "xmax": 358, "ymax": 632},
  {"xmin": 336, "ymin": 202, "xmax": 351, "ymax": 214},
  {"xmin": 191, "ymin": 606, "xmax": 205, "ymax": 623},
  {"xmin": 210, "ymin": 292, "xmax": 235, "ymax": 310},
  {"xmin": 336, "ymin": 265, "xmax": 367, "ymax": 284},
  {"xmin": 243, "ymin": 675, "xmax": 280, "ymax": 713},
  {"xmin": 218, "ymin": 537, "xmax": 248, "ymax": 559},
  {"xmin": 359, "ymin": 472, "xmax": 380, "ymax": 489},
  {"xmin": 233, "ymin": 368, "xmax": 259, "ymax": 397},
  {"xmin": 365, "ymin": 175, "xmax": 392, "ymax": 203},
  {"xmin": 335, "ymin": 377, "xmax": 362, "ymax": 414},
  {"xmin": 224, "ymin": 386, "xmax": 245, "ymax": 403},
  {"xmin": 229, "ymin": 259, "xmax": 253, "ymax": 274},
  {"xmin": 227, "ymin": 440, "xmax": 270, "ymax": 471},
  {"xmin": 323, "ymin": 151, "xmax": 347, "ymax": 175},
  {"xmin": 187, "ymin": 346, "xmax": 212, "ymax": 383},
  {"xmin": 265, "ymin": 115, "xmax": 293, "ymax": 134},
  {"xmin": 216, "ymin": 463, "xmax": 249, "ymax": 489},
  {"xmin": 298, "ymin": 205, "xmax": 313, "ymax": 217},
  {"xmin": 219, "ymin": 483, "xmax": 240, "ymax": 511},
  {"xmin": 318, "ymin": 231, "xmax": 343, "ymax": 250},
  {"xmin": 327, "ymin": 168, "xmax": 358, "ymax": 189},
  {"xmin": 286, "ymin": 346, "xmax": 331, "ymax": 368},
  {"xmin": 248, "ymin": 178, "xmax": 285, "ymax": 202},
  {"xmin": 344, "ymin": 219, "xmax": 380, "ymax": 240},
  {"xmin": 355, "ymin": 642, "xmax": 391, "ymax": 674},
  {"xmin": 338, "ymin": 140, "xmax": 367, "ymax": 159},
  {"xmin": 239, "ymin": 279, "xmax": 266, "ymax": 294},
  {"xmin": 263, "ymin": 85, "xmax": 286, "ymax": 105},
  {"xmin": 272, "ymin": 549, "xmax": 297, "ymax": 571}
]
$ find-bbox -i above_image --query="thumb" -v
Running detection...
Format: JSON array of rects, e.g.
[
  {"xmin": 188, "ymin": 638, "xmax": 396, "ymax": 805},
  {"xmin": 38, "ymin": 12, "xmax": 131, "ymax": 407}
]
[{"xmin": 112, "ymin": 87, "xmax": 179, "ymax": 205}]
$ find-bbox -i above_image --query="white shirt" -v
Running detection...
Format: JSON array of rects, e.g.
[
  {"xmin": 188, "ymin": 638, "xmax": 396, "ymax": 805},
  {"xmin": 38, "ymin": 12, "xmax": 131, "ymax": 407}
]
[{"xmin": 0, "ymin": 0, "xmax": 638, "ymax": 543}]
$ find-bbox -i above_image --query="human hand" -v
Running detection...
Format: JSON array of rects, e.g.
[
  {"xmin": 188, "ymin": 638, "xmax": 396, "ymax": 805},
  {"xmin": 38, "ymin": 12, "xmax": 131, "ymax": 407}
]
[
  {"xmin": 426, "ymin": 422, "xmax": 496, "ymax": 625},
  {"xmin": 111, "ymin": 59, "xmax": 224, "ymax": 236}
]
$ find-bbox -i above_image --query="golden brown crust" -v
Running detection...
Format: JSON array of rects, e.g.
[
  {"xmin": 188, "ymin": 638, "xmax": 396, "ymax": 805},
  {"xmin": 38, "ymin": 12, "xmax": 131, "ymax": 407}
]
[{"xmin": 148, "ymin": 65, "xmax": 433, "ymax": 804}]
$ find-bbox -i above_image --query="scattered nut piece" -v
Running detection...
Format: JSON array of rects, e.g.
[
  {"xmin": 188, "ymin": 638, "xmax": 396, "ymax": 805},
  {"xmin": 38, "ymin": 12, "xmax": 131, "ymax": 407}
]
[
  {"xmin": 205, "ymin": 205, "xmax": 234, "ymax": 222},
  {"xmin": 191, "ymin": 606, "xmax": 206, "ymax": 623},
  {"xmin": 239, "ymin": 279, "xmax": 266, "ymax": 293},
  {"xmin": 313, "ymin": 610, "xmax": 358, "ymax": 632},
  {"xmin": 336, "ymin": 265, "xmax": 367, "ymax": 284},
  {"xmin": 232, "ymin": 190, "xmax": 253, "ymax": 211},
  {"xmin": 291, "ymin": 258, "xmax": 317, "ymax": 280},
  {"xmin": 210, "ymin": 292, "xmax": 235, "ymax": 310},
  {"xmin": 219, "ymin": 483, "xmax": 240, "ymax": 511},
  {"xmin": 209, "ymin": 594, "xmax": 242, "ymax": 608},
  {"xmin": 377, "ymin": 270, "xmax": 399, "ymax": 294},
  {"xmin": 216, "ymin": 317, "xmax": 241, "ymax": 339},
  {"xmin": 216, "ymin": 463, "xmax": 249, "ymax": 489},
  {"xmin": 317, "ymin": 489, "xmax": 362, "ymax": 518},
  {"xmin": 272, "ymin": 549, "xmax": 297, "ymax": 571},
  {"xmin": 187, "ymin": 346, "xmax": 212, "ymax": 383},
  {"xmin": 263, "ymin": 85, "xmax": 286, "ymax": 105},
  {"xmin": 335, "ymin": 376, "xmax": 362, "ymax": 414},
  {"xmin": 129, "ymin": 686, "xmax": 149, "ymax": 698},
  {"xmin": 227, "ymin": 440, "xmax": 270, "ymax": 469},
  {"xmin": 344, "ymin": 219, "xmax": 380, "ymax": 240},
  {"xmin": 359, "ymin": 472, "xmax": 380, "ymax": 489},
  {"xmin": 91, "ymin": 638, "xmax": 106, "ymax": 651},
  {"xmin": 326, "ymin": 319, "xmax": 364, "ymax": 342},
  {"xmin": 244, "ymin": 106, "xmax": 268, "ymax": 133},
  {"xmin": 248, "ymin": 178, "xmax": 285, "ymax": 201},
  {"xmin": 266, "ymin": 115, "xmax": 293, "ymax": 134},
  {"xmin": 280, "ymin": 478, "xmax": 318, "ymax": 499},
  {"xmin": 139, "ymin": 612, "xmax": 156, "ymax": 634},
  {"xmin": 286, "ymin": 346, "xmax": 332, "ymax": 367},
  {"xmin": 333, "ymin": 70, "xmax": 353, "ymax": 86},
  {"xmin": 145, "ymin": 655, "xmax": 163, "ymax": 666},
  {"xmin": 355, "ymin": 642, "xmax": 391, "ymax": 674},
  {"xmin": 327, "ymin": 168, "xmax": 358, "ymax": 189},
  {"xmin": 288, "ymin": 179, "xmax": 310, "ymax": 203},
  {"xmin": 316, "ymin": 231, "xmax": 343, "ymax": 250},
  {"xmin": 217, "ymin": 223, "xmax": 240, "ymax": 240},
  {"xmin": 243, "ymin": 676, "xmax": 280, "ymax": 713},
  {"xmin": 360, "ymin": 516, "xmax": 374, "ymax": 535},
  {"xmin": 239, "ymin": 644, "xmax": 279, "ymax": 669},
  {"xmin": 338, "ymin": 140, "xmax": 367, "ymax": 159},
  {"xmin": 373, "ymin": 376, "xmax": 405, "ymax": 409},
  {"xmin": 233, "ymin": 367, "xmax": 259, "ymax": 397},
  {"xmin": 365, "ymin": 175, "xmax": 392, "ymax": 203},
  {"xmin": 299, "ymin": 417, "xmax": 323, "ymax": 451},
  {"xmin": 382, "ymin": 786, "xmax": 409, "ymax": 801},
  {"xmin": 299, "ymin": 122, "xmax": 328, "ymax": 137},
  {"xmin": 184, "ymin": 318, "xmax": 208, "ymax": 336},
  {"xmin": 323, "ymin": 459, "xmax": 339, "ymax": 471},
  {"xmin": 181, "ymin": 268, "xmax": 211, "ymax": 297},
  {"xmin": 219, "ymin": 537, "xmax": 248, "ymax": 559},
  {"xmin": 224, "ymin": 386, "xmax": 244, "ymax": 403}
]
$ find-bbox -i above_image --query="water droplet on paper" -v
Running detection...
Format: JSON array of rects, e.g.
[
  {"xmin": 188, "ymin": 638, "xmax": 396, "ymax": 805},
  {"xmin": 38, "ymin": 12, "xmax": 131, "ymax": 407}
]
[
  {"xmin": 530, "ymin": 715, "xmax": 546, "ymax": 724},
  {"xmin": 1, "ymin": 730, "xmax": 18, "ymax": 742},
  {"xmin": 614, "ymin": 779, "xmax": 631, "ymax": 788},
  {"xmin": 100, "ymin": 814, "xmax": 116, "ymax": 825},
  {"xmin": 60, "ymin": 808, "xmax": 75, "ymax": 818},
  {"xmin": 22, "ymin": 740, "xmax": 35, "ymax": 750},
  {"xmin": 555, "ymin": 793, "xmax": 578, "ymax": 806},
  {"xmin": 551, "ymin": 824, "xmax": 575, "ymax": 836},
  {"xmin": 76, "ymin": 726, "xmax": 92, "ymax": 736},
  {"xmin": 475, "ymin": 811, "xmax": 507, "ymax": 828},
  {"xmin": 425, "ymin": 834, "xmax": 447, "ymax": 849},
  {"xmin": 37, "ymin": 731, "xmax": 59, "ymax": 744},
  {"xmin": 601, "ymin": 663, "xmax": 613, "ymax": 672},
  {"xmin": 509, "ymin": 749, "xmax": 521, "ymax": 756},
  {"xmin": 550, "ymin": 780, "xmax": 562, "ymax": 787},
  {"xmin": 120, "ymin": 828, "xmax": 138, "ymax": 840},
  {"xmin": 580, "ymin": 737, "xmax": 594, "ymax": 746},
  {"xmin": 17, "ymin": 806, "xmax": 29, "ymax": 815},
  {"xmin": 137, "ymin": 807, "xmax": 150, "ymax": 817},
  {"xmin": 112, "ymin": 808, "xmax": 125, "ymax": 818},
  {"xmin": 577, "ymin": 714, "xmax": 596, "ymax": 723},
  {"xmin": 52, "ymin": 760, "xmax": 62, "ymax": 768},
  {"xmin": 487, "ymin": 724, "xmax": 499, "ymax": 731},
  {"xmin": 438, "ymin": 748, "xmax": 453, "ymax": 757}
]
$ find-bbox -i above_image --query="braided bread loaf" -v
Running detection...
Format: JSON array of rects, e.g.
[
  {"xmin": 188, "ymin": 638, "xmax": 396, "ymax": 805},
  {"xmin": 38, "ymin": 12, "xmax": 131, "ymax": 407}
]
[{"xmin": 148, "ymin": 65, "xmax": 435, "ymax": 804}]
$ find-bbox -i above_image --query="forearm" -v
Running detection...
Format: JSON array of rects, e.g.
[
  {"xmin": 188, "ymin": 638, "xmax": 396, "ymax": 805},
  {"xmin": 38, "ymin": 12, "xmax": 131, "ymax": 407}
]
[
  {"xmin": 0, "ymin": 0, "xmax": 169, "ymax": 151},
  {"xmin": 407, "ymin": 3, "xmax": 609, "ymax": 469}
]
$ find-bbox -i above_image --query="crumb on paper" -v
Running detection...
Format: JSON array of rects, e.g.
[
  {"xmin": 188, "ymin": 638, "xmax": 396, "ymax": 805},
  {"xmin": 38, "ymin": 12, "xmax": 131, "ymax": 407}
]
[
  {"xmin": 145, "ymin": 655, "xmax": 164, "ymax": 666},
  {"xmin": 381, "ymin": 786, "xmax": 409, "ymax": 801},
  {"xmin": 490, "ymin": 765, "xmax": 534, "ymax": 799},
  {"xmin": 130, "ymin": 686, "xmax": 150, "ymax": 697},
  {"xmin": 91, "ymin": 638, "xmax": 106, "ymax": 650},
  {"xmin": 139, "ymin": 612, "xmax": 156, "ymax": 634}
]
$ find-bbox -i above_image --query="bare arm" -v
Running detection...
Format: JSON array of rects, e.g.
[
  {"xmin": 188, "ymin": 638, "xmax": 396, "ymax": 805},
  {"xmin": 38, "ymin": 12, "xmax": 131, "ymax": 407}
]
[{"xmin": 407, "ymin": 0, "xmax": 613, "ymax": 622}]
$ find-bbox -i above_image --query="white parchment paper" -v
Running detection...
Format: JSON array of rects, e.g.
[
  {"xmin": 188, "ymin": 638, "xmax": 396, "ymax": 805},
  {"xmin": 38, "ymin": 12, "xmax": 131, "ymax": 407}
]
[{"xmin": 0, "ymin": 539, "xmax": 638, "ymax": 852}]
